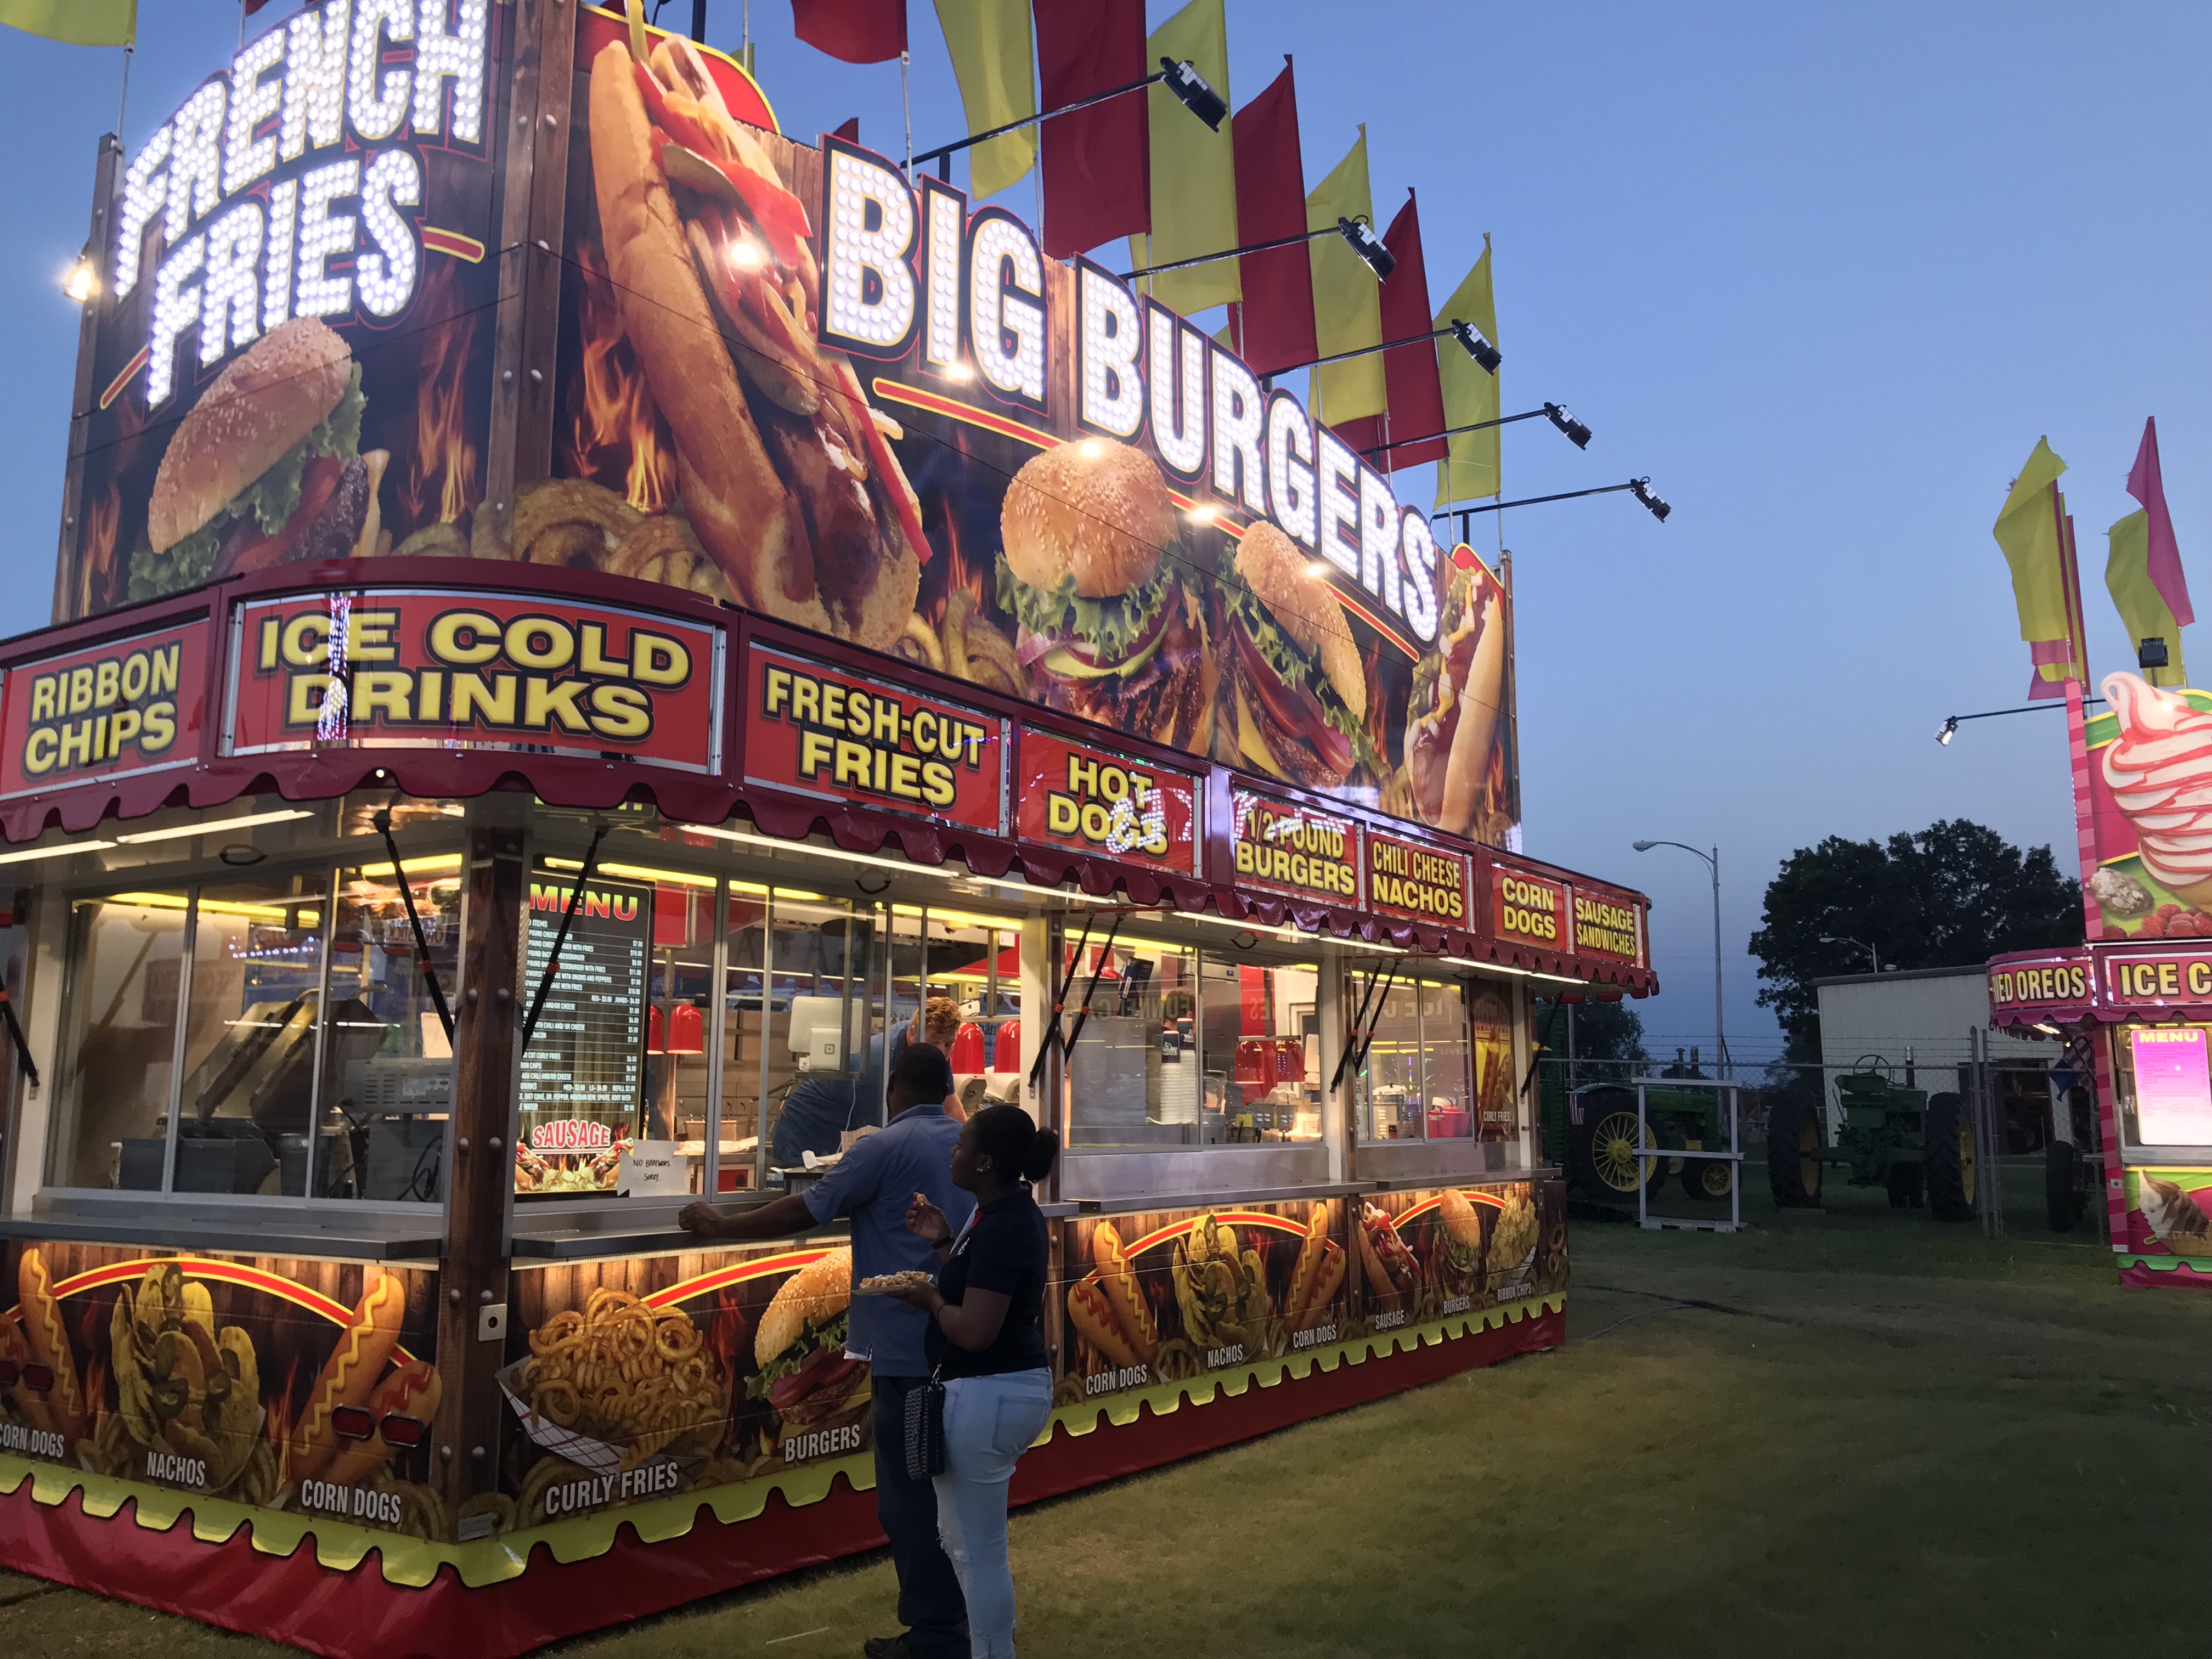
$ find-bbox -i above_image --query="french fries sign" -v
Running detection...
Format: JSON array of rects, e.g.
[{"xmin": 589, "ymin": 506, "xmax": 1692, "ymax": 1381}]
[
  {"xmin": 0, "ymin": 618, "xmax": 207, "ymax": 798},
  {"xmin": 1016, "ymin": 727, "xmax": 1200, "ymax": 875},
  {"xmin": 222, "ymin": 587, "xmax": 724, "ymax": 771},
  {"xmin": 743, "ymin": 645, "xmax": 1007, "ymax": 833}
]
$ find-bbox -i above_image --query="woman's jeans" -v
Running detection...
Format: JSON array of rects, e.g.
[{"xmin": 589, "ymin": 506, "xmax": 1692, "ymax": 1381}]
[{"xmin": 932, "ymin": 1368, "xmax": 1054, "ymax": 1659}]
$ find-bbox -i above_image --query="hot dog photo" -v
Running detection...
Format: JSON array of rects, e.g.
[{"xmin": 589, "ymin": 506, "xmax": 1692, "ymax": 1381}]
[{"xmin": 1058, "ymin": 1202, "xmax": 1348, "ymax": 1405}]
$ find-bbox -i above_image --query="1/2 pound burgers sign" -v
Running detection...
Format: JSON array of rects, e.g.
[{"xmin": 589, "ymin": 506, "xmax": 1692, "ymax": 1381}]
[{"xmin": 744, "ymin": 645, "xmax": 1008, "ymax": 833}]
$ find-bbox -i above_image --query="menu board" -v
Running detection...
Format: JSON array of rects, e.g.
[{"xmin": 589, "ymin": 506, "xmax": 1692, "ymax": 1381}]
[
  {"xmin": 2131, "ymin": 1026, "xmax": 2212, "ymax": 1146},
  {"xmin": 516, "ymin": 874, "xmax": 650, "ymax": 1194}
]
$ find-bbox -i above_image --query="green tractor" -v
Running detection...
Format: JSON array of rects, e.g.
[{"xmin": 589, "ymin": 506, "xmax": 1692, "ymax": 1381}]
[
  {"xmin": 1764, "ymin": 1066, "xmax": 1977, "ymax": 1222},
  {"xmin": 1562, "ymin": 1083, "xmax": 1737, "ymax": 1205}
]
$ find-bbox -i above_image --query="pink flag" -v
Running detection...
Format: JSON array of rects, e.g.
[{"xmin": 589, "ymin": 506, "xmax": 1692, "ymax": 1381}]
[{"xmin": 2128, "ymin": 416, "xmax": 2191, "ymax": 627}]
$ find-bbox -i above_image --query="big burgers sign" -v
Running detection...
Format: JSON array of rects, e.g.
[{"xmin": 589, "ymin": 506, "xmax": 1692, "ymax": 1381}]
[{"xmin": 54, "ymin": 6, "xmax": 1520, "ymax": 863}]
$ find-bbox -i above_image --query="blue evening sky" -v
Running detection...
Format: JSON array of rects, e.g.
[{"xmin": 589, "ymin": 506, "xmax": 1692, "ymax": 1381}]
[{"xmin": 0, "ymin": 3, "xmax": 2204, "ymax": 1064}]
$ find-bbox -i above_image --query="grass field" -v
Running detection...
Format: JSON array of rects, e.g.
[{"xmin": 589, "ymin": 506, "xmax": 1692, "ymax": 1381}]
[{"xmin": 4, "ymin": 1161, "xmax": 2206, "ymax": 1658}]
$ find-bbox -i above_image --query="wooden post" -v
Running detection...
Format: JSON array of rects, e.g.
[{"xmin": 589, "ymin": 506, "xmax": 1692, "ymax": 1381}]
[
  {"xmin": 433, "ymin": 812, "xmax": 526, "ymax": 1510},
  {"xmin": 52, "ymin": 134, "xmax": 120, "ymax": 626},
  {"xmin": 483, "ymin": 0, "xmax": 579, "ymax": 556}
]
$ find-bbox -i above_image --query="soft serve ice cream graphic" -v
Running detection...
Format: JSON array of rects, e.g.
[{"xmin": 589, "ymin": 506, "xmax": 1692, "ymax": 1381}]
[{"xmin": 2100, "ymin": 673, "xmax": 2212, "ymax": 916}]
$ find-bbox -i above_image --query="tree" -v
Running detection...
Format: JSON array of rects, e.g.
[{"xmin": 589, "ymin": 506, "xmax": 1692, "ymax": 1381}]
[
  {"xmin": 1534, "ymin": 996, "xmax": 1649, "ymax": 1083},
  {"xmin": 1748, "ymin": 819, "xmax": 2081, "ymax": 1055}
]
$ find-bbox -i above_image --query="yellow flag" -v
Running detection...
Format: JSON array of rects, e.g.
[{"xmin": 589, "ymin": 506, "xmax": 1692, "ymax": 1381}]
[
  {"xmin": 935, "ymin": 0, "xmax": 1035, "ymax": 200},
  {"xmin": 0, "ymin": 0, "xmax": 133, "ymax": 46},
  {"xmin": 1432, "ymin": 236, "xmax": 1499, "ymax": 507},
  {"xmin": 1126, "ymin": 0, "xmax": 1238, "ymax": 314},
  {"xmin": 1993, "ymin": 437, "xmax": 2075, "ymax": 686},
  {"xmin": 1305, "ymin": 128, "xmax": 1385, "ymax": 425},
  {"xmin": 2109, "ymin": 508, "xmax": 2186, "ymax": 686}
]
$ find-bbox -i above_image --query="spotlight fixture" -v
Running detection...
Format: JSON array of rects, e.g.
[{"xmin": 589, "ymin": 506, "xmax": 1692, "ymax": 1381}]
[
  {"xmin": 1936, "ymin": 716, "xmax": 1957, "ymax": 745},
  {"xmin": 1446, "ymin": 319, "xmax": 1501, "ymax": 374},
  {"xmin": 1335, "ymin": 217, "xmax": 1397, "ymax": 282},
  {"xmin": 61, "ymin": 244, "xmax": 98, "ymax": 304},
  {"xmin": 1159, "ymin": 57, "xmax": 1227, "ymax": 131},
  {"xmin": 1629, "ymin": 477, "xmax": 1671, "ymax": 522},
  {"xmin": 2140, "ymin": 636, "xmax": 2170, "ymax": 672},
  {"xmin": 1544, "ymin": 402, "xmax": 1592, "ymax": 449}
]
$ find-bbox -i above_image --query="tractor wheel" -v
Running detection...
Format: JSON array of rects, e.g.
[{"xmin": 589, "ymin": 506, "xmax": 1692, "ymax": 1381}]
[
  {"xmin": 2045, "ymin": 1140, "xmax": 2088, "ymax": 1233},
  {"xmin": 1569, "ymin": 1104, "xmax": 1665, "ymax": 1200},
  {"xmin": 1683, "ymin": 1147, "xmax": 1734, "ymax": 1200},
  {"xmin": 1886, "ymin": 1161, "xmax": 1922, "ymax": 1209},
  {"xmin": 1924, "ymin": 1093, "xmax": 1976, "ymax": 1222},
  {"xmin": 1765, "ymin": 1096, "xmax": 1824, "ymax": 1208}
]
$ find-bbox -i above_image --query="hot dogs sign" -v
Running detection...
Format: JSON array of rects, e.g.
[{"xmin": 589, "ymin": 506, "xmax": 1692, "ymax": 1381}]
[{"xmin": 57, "ymin": 4, "xmax": 1519, "ymax": 852}]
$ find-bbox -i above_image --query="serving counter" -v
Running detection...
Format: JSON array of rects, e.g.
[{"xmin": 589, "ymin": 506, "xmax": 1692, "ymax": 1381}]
[{"xmin": 1, "ymin": 5, "xmax": 1653, "ymax": 1652}]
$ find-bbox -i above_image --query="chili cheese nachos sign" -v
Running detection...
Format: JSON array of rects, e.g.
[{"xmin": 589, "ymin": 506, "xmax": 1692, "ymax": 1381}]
[
  {"xmin": 1229, "ymin": 787, "xmax": 1361, "ymax": 905},
  {"xmin": 222, "ymin": 588, "xmax": 724, "ymax": 771},
  {"xmin": 1364, "ymin": 828, "xmax": 1469, "ymax": 928},
  {"xmin": 1016, "ymin": 727, "xmax": 1200, "ymax": 876},
  {"xmin": 0, "ymin": 618, "xmax": 208, "ymax": 799},
  {"xmin": 743, "ymin": 645, "xmax": 1007, "ymax": 833}
]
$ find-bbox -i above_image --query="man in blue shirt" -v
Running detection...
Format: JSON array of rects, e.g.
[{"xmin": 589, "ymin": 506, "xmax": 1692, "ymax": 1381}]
[
  {"xmin": 680, "ymin": 1043, "xmax": 975, "ymax": 1659},
  {"xmin": 772, "ymin": 996, "xmax": 964, "ymax": 1166}
]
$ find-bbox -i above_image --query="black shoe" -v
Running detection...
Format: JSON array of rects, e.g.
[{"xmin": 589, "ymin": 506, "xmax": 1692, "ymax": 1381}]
[{"xmin": 862, "ymin": 1637, "xmax": 912, "ymax": 1659}]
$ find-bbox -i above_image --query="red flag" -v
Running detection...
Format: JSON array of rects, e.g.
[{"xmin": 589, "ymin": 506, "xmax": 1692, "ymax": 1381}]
[
  {"xmin": 1331, "ymin": 191, "xmax": 1447, "ymax": 471},
  {"xmin": 1035, "ymin": 0, "xmax": 1149, "ymax": 258},
  {"xmin": 832, "ymin": 117, "xmax": 861, "ymax": 143},
  {"xmin": 1226, "ymin": 58, "xmax": 1314, "ymax": 375},
  {"xmin": 792, "ymin": 0, "xmax": 907, "ymax": 65},
  {"xmin": 2128, "ymin": 416, "xmax": 2192, "ymax": 627}
]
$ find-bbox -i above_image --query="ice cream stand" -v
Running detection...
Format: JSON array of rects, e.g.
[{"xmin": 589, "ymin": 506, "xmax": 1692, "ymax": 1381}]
[{"xmin": 0, "ymin": 7, "xmax": 1657, "ymax": 1655}]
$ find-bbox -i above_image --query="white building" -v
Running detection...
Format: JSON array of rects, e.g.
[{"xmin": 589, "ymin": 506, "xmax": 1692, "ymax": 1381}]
[{"xmin": 1813, "ymin": 966, "xmax": 2059, "ymax": 1148}]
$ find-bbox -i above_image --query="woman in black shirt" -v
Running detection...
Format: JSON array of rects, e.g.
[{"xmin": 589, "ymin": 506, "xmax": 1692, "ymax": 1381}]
[{"xmin": 893, "ymin": 1104, "xmax": 1058, "ymax": 1659}]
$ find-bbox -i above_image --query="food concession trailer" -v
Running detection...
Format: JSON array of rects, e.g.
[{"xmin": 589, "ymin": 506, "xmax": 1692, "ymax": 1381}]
[{"xmin": 0, "ymin": 7, "xmax": 1654, "ymax": 1654}]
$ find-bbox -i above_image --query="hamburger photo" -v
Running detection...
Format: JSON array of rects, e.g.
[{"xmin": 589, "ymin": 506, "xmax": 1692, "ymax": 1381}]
[
  {"xmin": 1432, "ymin": 1189, "xmax": 1485, "ymax": 1301},
  {"xmin": 997, "ymin": 439, "xmax": 1214, "ymax": 751},
  {"xmin": 1219, "ymin": 523, "xmax": 1378, "ymax": 789},
  {"xmin": 131, "ymin": 317, "xmax": 382, "ymax": 601},
  {"xmin": 1403, "ymin": 565, "xmax": 1508, "ymax": 839},
  {"xmin": 748, "ymin": 1246, "xmax": 868, "ymax": 1448},
  {"xmin": 586, "ymin": 23, "xmax": 923, "ymax": 647}
]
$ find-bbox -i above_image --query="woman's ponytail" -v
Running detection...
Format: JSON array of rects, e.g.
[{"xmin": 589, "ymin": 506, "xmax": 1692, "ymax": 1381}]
[
  {"xmin": 1021, "ymin": 1126, "xmax": 1060, "ymax": 1183},
  {"xmin": 971, "ymin": 1104, "xmax": 1059, "ymax": 1183}
]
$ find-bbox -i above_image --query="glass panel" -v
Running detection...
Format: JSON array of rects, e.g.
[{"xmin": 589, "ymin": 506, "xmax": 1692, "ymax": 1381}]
[
  {"xmin": 1358, "ymin": 976, "xmax": 1425, "ymax": 1142},
  {"xmin": 323, "ymin": 856, "xmax": 464, "ymax": 1202},
  {"xmin": 514, "ymin": 866, "xmax": 652, "ymax": 1198},
  {"xmin": 174, "ymin": 876, "xmax": 330, "ymax": 1196},
  {"xmin": 751, "ymin": 890, "xmax": 878, "ymax": 1176},
  {"xmin": 934, "ymin": 915, "xmax": 1021, "ymax": 1111},
  {"xmin": 52, "ymin": 891, "xmax": 189, "ymax": 1189},
  {"xmin": 1470, "ymin": 985, "xmax": 1516, "ymax": 1141},
  {"xmin": 1066, "ymin": 935, "xmax": 1201, "ymax": 1148},
  {"xmin": 1421, "ymin": 981, "xmax": 1475, "ymax": 1139},
  {"xmin": 1203, "ymin": 956, "xmax": 1322, "ymax": 1144},
  {"xmin": 644, "ymin": 876, "xmax": 716, "ymax": 1193}
]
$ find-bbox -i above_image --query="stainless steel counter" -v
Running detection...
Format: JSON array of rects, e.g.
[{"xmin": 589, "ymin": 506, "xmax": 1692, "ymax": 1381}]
[{"xmin": 0, "ymin": 1200, "xmax": 443, "ymax": 1260}]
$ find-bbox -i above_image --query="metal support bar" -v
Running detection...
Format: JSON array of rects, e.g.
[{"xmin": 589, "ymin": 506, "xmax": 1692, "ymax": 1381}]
[
  {"xmin": 1028, "ymin": 913, "xmax": 1096, "ymax": 1089},
  {"xmin": 1365, "ymin": 407, "xmax": 1547, "ymax": 462},
  {"xmin": 519, "ymin": 823, "xmax": 607, "ymax": 1049},
  {"xmin": 1331, "ymin": 959, "xmax": 1400, "ymax": 1092},
  {"xmin": 1330, "ymin": 965, "xmax": 1391, "ymax": 1092},
  {"xmin": 374, "ymin": 811, "xmax": 456, "ymax": 1044},
  {"xmin": 1055, "ymin": 912, "xmax": 1125, "ymax": 1064},
  {"xmin": 0, "ymin": 991, "xmax": 40, "ymax": 1090},
  {"xmin": 914, "ymin": 69, "xmax": 1163, "ymax": 173}
]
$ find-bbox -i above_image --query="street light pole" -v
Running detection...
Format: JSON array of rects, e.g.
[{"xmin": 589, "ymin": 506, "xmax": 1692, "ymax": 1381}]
[
  {"xmin": 1819, "ymin": 935, "xmax": 1882, "ymax": 974},
  {"xmin": 1633, "ymin": 839, "xmax": 1729, "ymax": 1080}
]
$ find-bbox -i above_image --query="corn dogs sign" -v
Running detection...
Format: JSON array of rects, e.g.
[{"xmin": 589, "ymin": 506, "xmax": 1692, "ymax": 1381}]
[
  {"xmin": 222, "ymin": 586, "xmax": 724, "ymax": 770},
  {"xmin": 0, "ymin": 619, "xmax": 208, "ymax": 798}
]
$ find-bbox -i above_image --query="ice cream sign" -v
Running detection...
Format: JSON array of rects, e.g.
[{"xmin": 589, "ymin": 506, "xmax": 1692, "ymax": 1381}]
[
  {"xmin": 113, "ymin": 0, "xmax": 494, "ymax": 408},
  {"xmin": 2087, "ymin": 674, "xmax": 2212, "ymax": 940}
]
